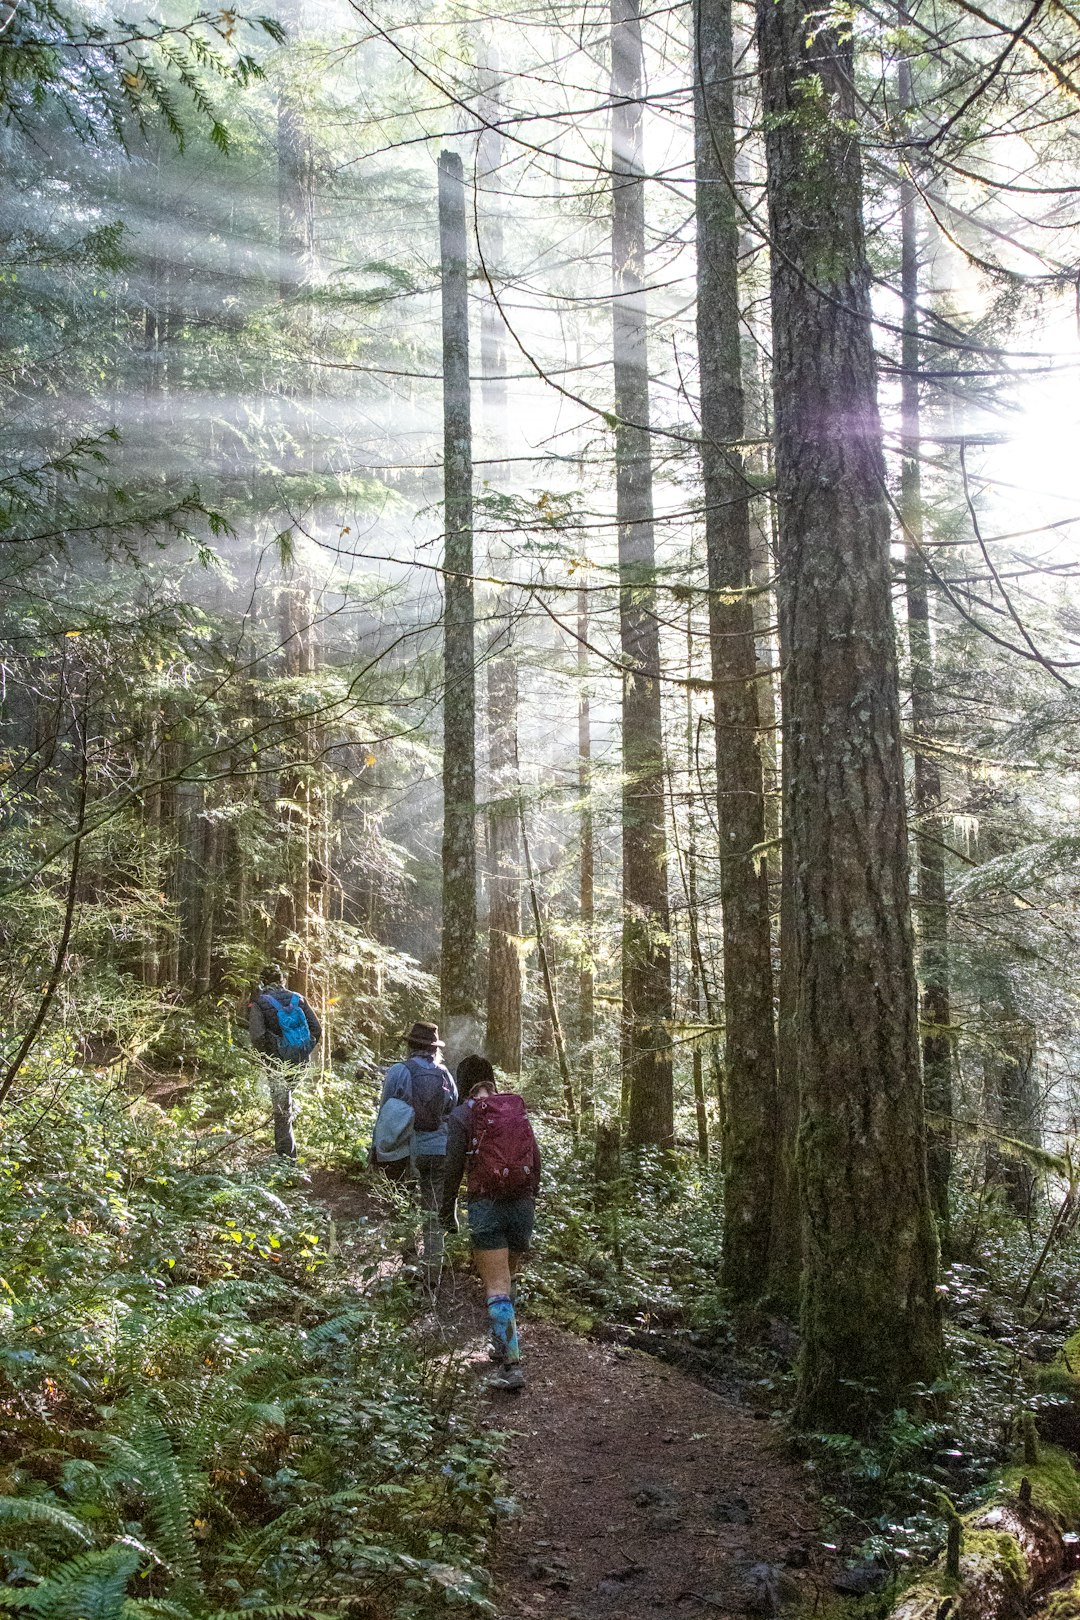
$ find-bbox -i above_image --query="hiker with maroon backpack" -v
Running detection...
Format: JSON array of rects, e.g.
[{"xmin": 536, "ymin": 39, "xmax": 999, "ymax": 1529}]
[
  {"xmin": 440, "ymin": 1054, "xmax": 541, "ymax": 1391},
  {"xmin": 372, "ymin": 1020, "xmax": 458, "ymax": 1286}
]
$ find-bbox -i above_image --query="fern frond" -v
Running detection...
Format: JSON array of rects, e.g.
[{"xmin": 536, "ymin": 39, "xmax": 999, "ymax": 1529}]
[
  {"xmin": 207, "ymin": 1607, "xmax": 344, "ymax": 1620},
  {"xmin": 88, "ymin": 1418, "xmax": 200, "ymax": 1586},
  {"xmin": 0, "ymin": 1496, "xmax": 95, "ymax": 1545},
  {"xmin": 0, "ymin": 1545, "xmax": 141, "ymax": 1620},
  {"xmin": 120, "ymin": 1600, "xmax": 197, "ymax": 1620}
]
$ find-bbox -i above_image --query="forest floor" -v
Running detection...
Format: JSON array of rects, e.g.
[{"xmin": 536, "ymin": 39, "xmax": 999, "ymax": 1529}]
[{"xmin": 310, "ymin": 1170, "xmax": 833, "ymax": 1620}]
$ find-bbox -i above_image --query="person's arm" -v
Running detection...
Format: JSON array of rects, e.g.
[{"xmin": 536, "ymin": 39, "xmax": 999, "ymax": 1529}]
[
  {"xmin": 381, "ymin": 1061, "xmax": 412, "ymax": 1105},
  {"xmin": 248, "ymin": 997, "xmax": 274, "ymax": 1056},
  {"xmin": 440, "ymin": 1112, "xmax": 468, "ymax": 1227},
  {"xmin": 530, "ymin": 1135, "xmax": 542, "ymax": 1198},
  {"xmin": 370, "ymin": 1062, "xmax": 410, "ymax": 1165},
  {"xmin": 442, "ymin": 1065, "xmax": 459, "ymax": 1117}
]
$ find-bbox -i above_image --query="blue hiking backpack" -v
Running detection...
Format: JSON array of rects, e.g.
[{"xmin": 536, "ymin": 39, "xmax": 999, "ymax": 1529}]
[{"xmin": 260, "ymin": 990, "xmax": 315, "ymax": 1063}]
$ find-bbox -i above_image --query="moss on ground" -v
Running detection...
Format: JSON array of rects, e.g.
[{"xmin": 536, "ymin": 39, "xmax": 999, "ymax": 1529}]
[
  {"xmin": 1001, "ymin": 1443, "xmax": 1080, "ymax": 1526},
  {"xmin": 961, "ymin": 1526, "xmax": 1029, "ymax": 1586},
  {"xmin": 1034, "ymin": 1330, "xmax": 1080, "ymax": 1403}
]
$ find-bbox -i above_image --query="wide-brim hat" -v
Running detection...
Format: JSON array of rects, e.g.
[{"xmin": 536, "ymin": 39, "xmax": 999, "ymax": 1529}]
[{"xmin": 405, "ymin": 1020, "xmax": 442, "ymax": 1048}]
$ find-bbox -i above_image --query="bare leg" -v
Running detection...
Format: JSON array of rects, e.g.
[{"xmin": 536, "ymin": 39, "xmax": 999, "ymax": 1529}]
[{"xmin": 474, "ymin": 1246, "xmax": 512, "ymax": 1297}]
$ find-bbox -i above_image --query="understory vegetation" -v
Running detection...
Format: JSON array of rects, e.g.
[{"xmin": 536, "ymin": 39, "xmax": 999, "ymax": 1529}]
[
  {"xmin": 0, "ymin": 1048, "xmax": 501, "ymax": 1620},
  {"xmin": 5, "ymin": 1014, "xmax": 1080, "ymax": 1617}
]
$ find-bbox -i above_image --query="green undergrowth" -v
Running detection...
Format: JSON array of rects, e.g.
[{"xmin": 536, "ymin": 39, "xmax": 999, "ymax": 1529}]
[
  {"xmin": 525, "ymin": 1127, "xmax": 734, "ymax": 1350},
  {"xmin": 804, "ymin": 1182, "xmax": 1080, "ymax": 1582},
  {"xmin": 0, "ymin": 1064, "xmax": 502, "ymax": 1620}
]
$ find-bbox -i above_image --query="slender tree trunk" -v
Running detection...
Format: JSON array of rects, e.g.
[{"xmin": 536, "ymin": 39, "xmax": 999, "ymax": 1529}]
[
  {"xmin": 611, "ymin": 0, "xmax": 674, "ymax": 1148},
  {"xmin": 439, "ymin": 149, "xmax": 479, "ymax": 1060},
  {"xmin": 485, "ymin": 640, "xmax": 523, "ymax": 1071},
  {"xmin": 982, "ymin": 975, "xmax": 1041, "ymax": 1217},
  {"xmin": 193, "ymin": 814, "xmax": 219, "ymax": 997},
  {"xmin": 273, "ymin": 48, "xmax": 316, "ymax": 998},
  {"xmin": 141, "ymin": 706, "xmax": 163, "ymax": 988},
  {"xmin": 685, "ymin": 617, "xmax": 709, "ymax": 1163},
  {"xmin": 899, "ymin": 43, "xmax": 953, "ymax": 1237},
  {"xmin": 577, "ymin": 588, "xmax": 596, "ymax": 1115},
  {"xmin": 757, "ymin": 0, "xmax": 943, "ymax": 1429},
  {"xmin": 520, "ymin": 804, "xmax": 577, "ymax": 1124},
  {"xmin": 477, "ymin": 62, "xmax": 523, "ymax": 1072},
  {"xmin": 274, "ymin": 582, "xmax": 313, "ymax": 997},
  {"xmin": 695, "ymin": 0, "xmax": 778, "ymax": 1307}
]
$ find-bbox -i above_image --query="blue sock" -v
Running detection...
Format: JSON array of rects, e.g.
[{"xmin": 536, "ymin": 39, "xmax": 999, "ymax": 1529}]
[{"xmin": 487, "ymin": 1294, "xmax": 520, "ymax": 1363}]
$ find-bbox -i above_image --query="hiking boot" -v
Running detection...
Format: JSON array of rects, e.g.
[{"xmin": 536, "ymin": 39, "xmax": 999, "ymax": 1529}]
[{"xmin": 487, "ymin": 1361, "xmax": 525, "ymax": 1391}]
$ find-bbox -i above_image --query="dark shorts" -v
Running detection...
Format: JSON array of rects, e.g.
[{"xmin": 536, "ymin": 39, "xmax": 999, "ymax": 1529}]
[{"xmin": 468, "ymin": 1196, "xmax": 535, "ymax": 1254}]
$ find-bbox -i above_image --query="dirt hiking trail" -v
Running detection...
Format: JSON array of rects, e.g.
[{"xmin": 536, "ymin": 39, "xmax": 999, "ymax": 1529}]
[{"xmin": 311, "ymin": 1170, "xmax": 830, "ymax": 1620}]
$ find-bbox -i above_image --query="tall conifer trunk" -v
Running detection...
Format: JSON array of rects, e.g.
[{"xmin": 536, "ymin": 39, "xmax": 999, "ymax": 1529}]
[
  {"xmin": 274, "ymin": 44, "xmax": 316, "ymax": 995},
  {"xmin": 694, "ymin": 0, "xmax": 778, "ymax": 1307},
  {"xmin": 757, "ymin": 0, "xmax": 942, "ymax": 1428},
  {"xmin": 485, "ymin": 638, "xmax": 523, "ymax": 1071},
  {"xmin": 611, "ymin": 0, "xmax": 674, "ymax": 1147},
  {"xmin": 899, "ymin": 42, "xmax": 953, "ymax": 1234},
  {"xmin": 478, "ymin": 57, "xmax": 523, "ymax": 1072},
  {"xmin": 439, "ymin": 149, "xmax": 479, "ymax": 1059},
  {"xmin": 577, "ymin": 587, "xmax": 596, "ymax": 1116}
]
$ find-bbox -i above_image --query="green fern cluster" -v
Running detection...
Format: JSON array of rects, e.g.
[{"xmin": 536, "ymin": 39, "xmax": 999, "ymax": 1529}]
[{"xmin": 0, "ymin": 1068, "xmax": 499, "ymax": 1620}]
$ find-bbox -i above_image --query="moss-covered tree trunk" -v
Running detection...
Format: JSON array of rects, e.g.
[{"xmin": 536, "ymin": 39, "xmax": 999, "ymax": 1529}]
[
  {"xmin": 694, "ymin": 0, "xmax": 778, "ymax": 1309},
  {"xmin": 900, "ymin": 41, "xmax": 953, "ymax": 1236},
  {"xmin": 757, "ymin": 0, "xmax": 942, "ymax": 1428},
  {"xmin": 438, "ymin": 149, "xmax": 479, "ymax": 1059},
  {"xmin": 611, "ymin": 0, "xmax": 674, "ymax": 1148}
]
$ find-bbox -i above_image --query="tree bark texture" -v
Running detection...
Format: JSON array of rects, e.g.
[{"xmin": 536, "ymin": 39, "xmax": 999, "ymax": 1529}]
[
  {"xmin": 577, "ymin": 588, "xmax": 596, "ymax": 1114},
  {"xmin": 757, "ymin": 0, "xmax": 942, "ymax": 1426},
  {"xmin": 476, "ymin": 71, "xmax": 523, "ymax": 1072},
  {"xmin": 694, "ymin": 0, "xmax": 778, "ymax": 1308},
  {"xmin": 611, "ymin": 0, "xmax": 674, "ymax": 1149},
  {"xmin": 485, "ymin": 639, "xmax": 523, "ymax": 1072},
  {"xmin": 899, "ymin": 51, "xmax": 953, "ymax": 1232},
  {"xmin": 439, "ymin": 149, "xmax": 479, "ymax": 1054}
]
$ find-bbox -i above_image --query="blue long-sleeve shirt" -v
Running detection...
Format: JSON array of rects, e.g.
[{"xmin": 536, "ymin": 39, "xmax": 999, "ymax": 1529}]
[{"xmin": 379, "ymin": 1054, "xmax": 458, "ymax": 1157}]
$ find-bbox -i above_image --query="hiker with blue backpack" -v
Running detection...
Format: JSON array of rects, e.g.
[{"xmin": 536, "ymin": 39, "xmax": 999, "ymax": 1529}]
[
  {"xmin": 440, "ymin": 1055, "xmax": 541, "ymax": 1391},
  {"xmin": 247, "ymin": 964, "xmax": 321, "ymax": 1159},
  {"xmin": 371, "ymin": 1020, "xmax": 458, "ymax": 1287}
]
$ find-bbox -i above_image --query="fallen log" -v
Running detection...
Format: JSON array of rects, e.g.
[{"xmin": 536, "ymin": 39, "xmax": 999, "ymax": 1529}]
[{"xmin": 888, "ymin": 1449, "xmax": 1080, "ymax": 1620}]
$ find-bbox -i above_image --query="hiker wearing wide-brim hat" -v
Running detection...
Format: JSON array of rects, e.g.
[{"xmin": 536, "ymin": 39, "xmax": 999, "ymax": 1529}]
[
  {"xmin": 404, "ymin": 1020, "xmax": 443, "ymax": 1051},
  {"xmin": 370, "ymin": 1016, "xmax": 458, "ymax": 1288}
]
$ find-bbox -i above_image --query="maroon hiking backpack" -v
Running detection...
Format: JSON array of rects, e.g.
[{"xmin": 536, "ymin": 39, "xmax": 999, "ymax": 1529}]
[{"xmin": 467, "ymin": 1094, "xmax": 538, "ymax": 1201}]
